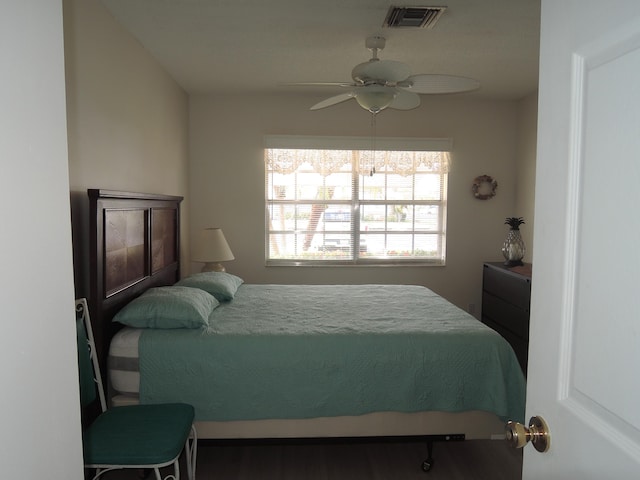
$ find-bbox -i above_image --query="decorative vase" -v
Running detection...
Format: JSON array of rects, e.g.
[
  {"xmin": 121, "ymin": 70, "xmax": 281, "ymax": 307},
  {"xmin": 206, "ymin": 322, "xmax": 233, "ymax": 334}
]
[
  {"xmin": 502, "ymin": 217, "xmax": 525, "ymax": 267},
  {"xmin": 502, "ymin": 229, "xmax": 525, "ymax": 266}
]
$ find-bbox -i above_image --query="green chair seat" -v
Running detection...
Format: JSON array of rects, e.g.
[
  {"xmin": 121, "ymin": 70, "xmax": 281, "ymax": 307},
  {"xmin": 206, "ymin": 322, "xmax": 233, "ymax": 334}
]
[{"xmin": 83, "ymin": 403, "xmax": 195, "ymax": 466}]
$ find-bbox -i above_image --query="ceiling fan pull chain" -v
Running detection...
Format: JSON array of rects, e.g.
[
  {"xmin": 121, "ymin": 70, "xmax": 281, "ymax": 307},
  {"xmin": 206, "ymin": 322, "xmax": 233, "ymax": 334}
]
[{"xmin": 370, "ymin": 112, "xmax": 377, "ymax": 176}]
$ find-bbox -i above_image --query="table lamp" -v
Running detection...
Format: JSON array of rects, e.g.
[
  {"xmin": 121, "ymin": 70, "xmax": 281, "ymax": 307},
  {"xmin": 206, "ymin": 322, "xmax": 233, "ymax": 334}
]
[{"xmin": 192, "ymin": 228, "xmax": 234, "ymax": 272}]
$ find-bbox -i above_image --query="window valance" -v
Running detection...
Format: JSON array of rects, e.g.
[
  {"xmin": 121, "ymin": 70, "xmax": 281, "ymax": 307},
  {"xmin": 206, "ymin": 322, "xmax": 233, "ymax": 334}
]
[{"xmin": 265, "ymin": 136, "xmax": 452, "ymax": 176}]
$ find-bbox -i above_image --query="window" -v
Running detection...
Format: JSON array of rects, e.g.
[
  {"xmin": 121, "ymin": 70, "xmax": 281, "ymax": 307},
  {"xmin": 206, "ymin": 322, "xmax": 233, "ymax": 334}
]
[{"xmin": 265, "ymin": 136, "xmax": 450, "ymax": 266}]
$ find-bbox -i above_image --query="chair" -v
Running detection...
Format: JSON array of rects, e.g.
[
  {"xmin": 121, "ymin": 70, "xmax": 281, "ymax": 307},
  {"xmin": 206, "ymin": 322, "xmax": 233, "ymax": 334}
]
[{"xmin": 75, "ymin": 298, "xmax": 197, "ymax": 480}]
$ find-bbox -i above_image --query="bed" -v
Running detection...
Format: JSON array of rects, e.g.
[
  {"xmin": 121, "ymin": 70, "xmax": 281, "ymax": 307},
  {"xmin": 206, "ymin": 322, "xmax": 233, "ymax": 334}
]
[{"xmin": 88, "ymin": 189, "xmax": 525, "ymax": 469}]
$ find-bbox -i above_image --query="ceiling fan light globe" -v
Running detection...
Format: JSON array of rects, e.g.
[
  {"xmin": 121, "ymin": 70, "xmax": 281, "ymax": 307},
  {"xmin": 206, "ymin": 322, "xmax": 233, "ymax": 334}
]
[{"xmin": 356, "ymin": 86, "xmax": 396, "ymax": 114}]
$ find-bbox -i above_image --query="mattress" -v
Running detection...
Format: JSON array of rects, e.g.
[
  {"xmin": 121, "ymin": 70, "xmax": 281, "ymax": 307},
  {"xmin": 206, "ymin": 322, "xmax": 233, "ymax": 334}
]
[
  {"xmin": 109, "ymin": 284, "xmax": 526, "ymax": 424},
  {"xmin": 109, "ymin": 326, "xmax": 142, "ymax": 399}
]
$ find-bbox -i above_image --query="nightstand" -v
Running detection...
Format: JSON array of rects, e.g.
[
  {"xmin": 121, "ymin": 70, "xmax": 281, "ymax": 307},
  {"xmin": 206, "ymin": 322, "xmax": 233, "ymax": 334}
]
[{"xmin": 481, "ymin": 262, "xmax": 531, "ymax": 375}]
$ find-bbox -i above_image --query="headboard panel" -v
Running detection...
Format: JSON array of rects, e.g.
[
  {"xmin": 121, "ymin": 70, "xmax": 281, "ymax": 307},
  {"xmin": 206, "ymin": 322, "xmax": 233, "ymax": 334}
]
[{"xmin": 88, "ymin": 189, "xmax": 183, "ymax": 376}]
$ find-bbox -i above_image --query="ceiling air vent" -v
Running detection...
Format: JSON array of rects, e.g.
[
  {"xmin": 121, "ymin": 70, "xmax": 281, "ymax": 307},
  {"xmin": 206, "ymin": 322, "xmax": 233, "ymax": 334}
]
[{"xmin": 383, "ymin": 6, "xmax": 447, "ymax": 28}]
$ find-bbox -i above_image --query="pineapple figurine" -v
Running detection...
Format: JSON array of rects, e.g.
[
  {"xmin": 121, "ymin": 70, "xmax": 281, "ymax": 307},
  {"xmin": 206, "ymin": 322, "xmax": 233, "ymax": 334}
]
[{"xmin": 502, "ymin": 217, "xmax": 526, "ymax": 266}]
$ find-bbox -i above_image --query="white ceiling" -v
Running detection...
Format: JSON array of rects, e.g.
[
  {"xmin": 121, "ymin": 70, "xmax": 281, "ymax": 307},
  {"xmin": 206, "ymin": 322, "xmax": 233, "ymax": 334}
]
[{"xmin": 100, "ymin": 0, "xmax": 541, "ymax": 100}]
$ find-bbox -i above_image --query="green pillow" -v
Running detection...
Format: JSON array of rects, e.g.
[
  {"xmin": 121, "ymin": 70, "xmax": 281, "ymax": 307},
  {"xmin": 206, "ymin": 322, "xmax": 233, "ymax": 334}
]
[
  {"xmin": 113, "ymin": 286, "xmax": 219, "ymax": 329},
  {"xmin": 175, "ymin": 272, "xmax": 244, "ymax": 301}
]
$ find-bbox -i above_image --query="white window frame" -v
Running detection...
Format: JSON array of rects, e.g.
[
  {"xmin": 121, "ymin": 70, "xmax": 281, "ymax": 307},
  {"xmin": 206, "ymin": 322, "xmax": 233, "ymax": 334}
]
[{"xmin": 265, "ymin": 135, "xmax": 451, "ymax": 267}]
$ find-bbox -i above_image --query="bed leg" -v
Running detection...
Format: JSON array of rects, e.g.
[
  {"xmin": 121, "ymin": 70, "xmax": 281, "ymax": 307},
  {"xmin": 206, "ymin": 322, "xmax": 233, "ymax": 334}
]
[
  {"xmin": 421, "ymin": 440, "xmax": 434, "ymax": 472},
  {"xmin": 420, "ymin": 434, "xmax": 465, "ymax": 473}
]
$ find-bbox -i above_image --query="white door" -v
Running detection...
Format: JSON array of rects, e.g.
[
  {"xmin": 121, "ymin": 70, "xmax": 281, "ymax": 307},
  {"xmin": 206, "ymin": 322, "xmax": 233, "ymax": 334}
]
[{"xmin": 523, "ymin": 0, "xmax": 640, "ymax": 477}]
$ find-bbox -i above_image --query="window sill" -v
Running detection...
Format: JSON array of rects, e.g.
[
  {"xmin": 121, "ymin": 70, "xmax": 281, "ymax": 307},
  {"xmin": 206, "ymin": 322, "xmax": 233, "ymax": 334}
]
[{"xmin": 265, "ymin": 259, "xmax": 446, "ymax": 267}]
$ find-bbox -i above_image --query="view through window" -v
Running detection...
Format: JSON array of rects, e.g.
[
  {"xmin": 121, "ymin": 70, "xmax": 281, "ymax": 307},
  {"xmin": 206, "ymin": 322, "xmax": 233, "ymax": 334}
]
[{"xmin": 265, "ymin": 137, "xmax": 449, "ymax": 266}]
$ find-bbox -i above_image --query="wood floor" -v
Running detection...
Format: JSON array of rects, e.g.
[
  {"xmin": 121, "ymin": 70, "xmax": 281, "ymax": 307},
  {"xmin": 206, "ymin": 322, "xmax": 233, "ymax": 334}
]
[{"xmin": 103, "ymin": 438, "xmax": 522, "ymax": 479}]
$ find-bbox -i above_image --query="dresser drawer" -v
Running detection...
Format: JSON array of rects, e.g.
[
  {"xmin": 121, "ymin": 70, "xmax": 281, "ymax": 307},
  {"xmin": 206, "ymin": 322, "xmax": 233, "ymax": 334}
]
[
  {"xmin": 482, "ymin": 264, "xmax": 531, "ymax": 311},
  {"xmin": 482, "ymin": 291, "xmax": 529, "ymax": 340},
  {"xmin": 482, "ymin": 316, "xmax": 529, "ymax": 373}
]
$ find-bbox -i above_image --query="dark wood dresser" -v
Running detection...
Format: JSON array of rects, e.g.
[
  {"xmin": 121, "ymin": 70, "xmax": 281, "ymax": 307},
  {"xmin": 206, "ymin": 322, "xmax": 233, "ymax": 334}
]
[{"xmin": 481, "ymin": 262, "xmax": 532, "ymax": 375}]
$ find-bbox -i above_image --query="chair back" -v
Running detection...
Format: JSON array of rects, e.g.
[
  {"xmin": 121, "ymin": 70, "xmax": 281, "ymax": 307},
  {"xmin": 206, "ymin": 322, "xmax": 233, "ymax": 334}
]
[{"xmin": 75, "ymin": 298, "xmax": 107, "ymax": 412}]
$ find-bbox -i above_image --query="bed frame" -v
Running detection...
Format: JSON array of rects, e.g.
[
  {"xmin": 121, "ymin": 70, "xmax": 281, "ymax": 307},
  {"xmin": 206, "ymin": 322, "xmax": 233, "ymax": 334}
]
[{"xmin": 88, "ymin": 189, "xmax": 507, "ymax": 471}]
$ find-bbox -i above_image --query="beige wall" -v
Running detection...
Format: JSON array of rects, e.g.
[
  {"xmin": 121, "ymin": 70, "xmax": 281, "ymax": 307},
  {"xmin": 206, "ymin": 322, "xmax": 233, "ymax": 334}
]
[
  {"xmin": 515, "ymin": 92, "xmax": 538, "ymax": 263},
  {"xmin": 60, "ymin": 0, "xmax": 538, "ymax": 313},
  {"xmin": 63, "ymin": 0, "xmax": 190, "ymax": 297},
  {"xmin": 189, "ymin": 93, "xmax": 536, "ymax": 314}
]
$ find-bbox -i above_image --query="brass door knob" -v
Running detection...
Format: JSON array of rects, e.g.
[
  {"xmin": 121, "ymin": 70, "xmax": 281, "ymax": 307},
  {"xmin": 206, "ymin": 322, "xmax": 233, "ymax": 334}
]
[{"xmin": 505, "ymin": 416, "xmax": 551, "ymax": 453}]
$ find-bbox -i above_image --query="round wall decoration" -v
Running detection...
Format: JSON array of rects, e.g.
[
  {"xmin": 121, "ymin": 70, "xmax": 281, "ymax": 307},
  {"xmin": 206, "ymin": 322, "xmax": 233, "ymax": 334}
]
[{"xmin": 472, "ymin": 175, "xmax": 498, "ymax": 200}]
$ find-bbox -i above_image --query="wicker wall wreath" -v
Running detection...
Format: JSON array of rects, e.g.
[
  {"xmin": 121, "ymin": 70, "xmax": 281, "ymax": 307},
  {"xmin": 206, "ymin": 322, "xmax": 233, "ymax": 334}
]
[{"xmin": 472, "ymin": 175, "xmax": 498, "ymax": 200}]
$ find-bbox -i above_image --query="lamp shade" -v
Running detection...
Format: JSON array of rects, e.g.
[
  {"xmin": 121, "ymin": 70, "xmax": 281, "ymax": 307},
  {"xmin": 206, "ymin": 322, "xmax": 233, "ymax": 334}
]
[{"xmin": 192, "ymin": 228, "xmax": 234, "ymax": 272}]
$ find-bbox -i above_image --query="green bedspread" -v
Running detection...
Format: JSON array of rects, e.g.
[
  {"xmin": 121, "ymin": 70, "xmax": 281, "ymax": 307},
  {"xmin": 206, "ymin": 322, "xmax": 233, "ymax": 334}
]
[{"xmin": 139, "ymin": 284, "xmax": 525, "ymax": 423}]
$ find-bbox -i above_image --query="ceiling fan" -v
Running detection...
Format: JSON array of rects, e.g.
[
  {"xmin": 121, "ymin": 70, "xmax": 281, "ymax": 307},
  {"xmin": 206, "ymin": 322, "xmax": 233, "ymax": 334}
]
[{"xmin": 291, "ymin": 36, "xmax": 480, "ymax": 114}]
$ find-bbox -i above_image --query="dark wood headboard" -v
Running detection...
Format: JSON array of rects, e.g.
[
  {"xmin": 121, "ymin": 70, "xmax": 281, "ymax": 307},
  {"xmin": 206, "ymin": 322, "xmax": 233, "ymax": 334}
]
[{"xmin": 88, "ymin": 189, "xmax": 183, "ymax": 376}]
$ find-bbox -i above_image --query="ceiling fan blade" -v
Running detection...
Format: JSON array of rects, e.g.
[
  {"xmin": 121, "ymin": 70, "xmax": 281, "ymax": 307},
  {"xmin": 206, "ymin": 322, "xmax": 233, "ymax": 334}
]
[
  {"xmin": 310, "ymin": 92, "xmax": 355, "ymax": 110},
  {"xmin": 283, "ymin": 82, "xmax": 355, "ymax": 88},
  {"xmin": 399, "ymin": 74, "xmax": 480, "ymax": 94},
  {"xmin": 352, "ymin": 60, "xmax": 412, "ymax": 83},
  {"xmin": 389, "ymin": 90, "xmax": 421, "ymax": 110}
]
